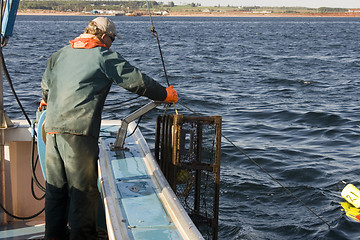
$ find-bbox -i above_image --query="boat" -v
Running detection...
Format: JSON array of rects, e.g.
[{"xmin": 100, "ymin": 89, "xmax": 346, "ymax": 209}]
[
  {"xmin": 0, "ymin": 1, "xmax": 219, "ymax": 239},
  {"xmin": 0, "ymin": 112, "xmax": 204, "ymax": 239},
  {"xmin": 125, "ymin": 12, "xmax": 142, "ymax": 17}
]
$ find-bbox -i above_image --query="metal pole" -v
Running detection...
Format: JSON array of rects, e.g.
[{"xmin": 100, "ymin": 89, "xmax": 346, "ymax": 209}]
[
  {"xmin": 0, "ymin": 129, "xmax": 5, "ymax": 224},
  {"xmin": 0, "ymin": 63, "xmax": 5, "ymax": 224},
  {"xmin": 0, "ymin": 46, "xmax": 13, "ymax": 129},
  {"xmin": 0, "ymin": 0, "xmax": 19, "ymax": 224},
  {"xmin": 0, "ymin": 45, "xmax": 14, "ymax": 224}
]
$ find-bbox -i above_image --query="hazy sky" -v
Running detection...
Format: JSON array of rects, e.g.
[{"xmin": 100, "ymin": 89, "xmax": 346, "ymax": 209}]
[{"xmin": 172, "ymin": 0, "xmax": 360, "ymax": 8}]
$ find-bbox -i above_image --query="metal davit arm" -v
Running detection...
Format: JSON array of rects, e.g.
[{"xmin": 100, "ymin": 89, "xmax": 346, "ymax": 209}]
[{"xmin": 112, "ymin": 101, "xmax": 162, "ymax": 150}]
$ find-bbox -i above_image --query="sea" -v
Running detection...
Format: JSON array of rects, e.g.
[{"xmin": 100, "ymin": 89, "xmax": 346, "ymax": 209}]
[{"xmin": 3, "ymin": 15, "xmax": 360, "ymax": 240}]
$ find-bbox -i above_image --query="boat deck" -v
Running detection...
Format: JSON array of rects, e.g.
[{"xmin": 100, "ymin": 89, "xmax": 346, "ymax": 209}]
[{"xmin": 0, "ymin": 218, "xmax": 45, "ymax": 239}]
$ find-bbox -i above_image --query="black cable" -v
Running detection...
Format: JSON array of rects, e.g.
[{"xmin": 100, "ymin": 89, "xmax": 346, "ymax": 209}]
[
  {"xmin": 0, "ymin": 73, "xmax": 46, "ymax": 219},
  {"xmin": 1, "ymin": 127, "xmax": 45, "ymax": 213},
  {"xmin": 0, "ymin": 0, "xmax": 4, "ymax": 35},
  {"xmin": 151, "ymin": 29, "xmax": 170, "ymax": 87},
  {"xmin": 0, "ymin": 202, "xmax": 44, "ymax": 220},
  {"xmin": 31, "ymin": 123, "xmax": 46, "ymax": 193},
  {"xmin": 126, "ymin": 115, "xmax": 143, "ymax": 139},
  {"xmin": 145, "ymin": 0, "xmax": 170, "ymax": 87},
  {"xmin": 0, "ymin": 48, "xmax": 32, "ymax": 126},
  {"xmin": 31, "ymin": 178, "xmax": 45, "ymax": 200},
  {"xmin": 0, "ymin": 2, "xmax": 45, "ymax": 219}
]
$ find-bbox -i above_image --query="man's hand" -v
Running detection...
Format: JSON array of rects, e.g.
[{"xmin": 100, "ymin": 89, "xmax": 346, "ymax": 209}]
[
  {"xmin": 164, "ymin": 85, "xmax": 178, "ymax": 103},
  {"xmin": 39, "ymin": 99, "xmax": 47, "ymax": 111}
]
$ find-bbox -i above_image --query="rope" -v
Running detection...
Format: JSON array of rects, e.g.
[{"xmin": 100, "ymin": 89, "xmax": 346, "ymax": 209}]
[
  {"xmin": 145, "ymin": 0, "xmax": 178, "ymax": 115},
  {"xmin": 145, "ymin": 0, "xmax": 169, "ymax": 87},
  {"xmin": 178, "ymin": 101, "xmax": 331, "ymax": 229}
]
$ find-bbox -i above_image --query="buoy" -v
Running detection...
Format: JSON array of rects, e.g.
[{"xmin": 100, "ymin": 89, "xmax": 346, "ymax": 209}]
[
  {"xmin": 341, "ymin": 183, "xmax": 360, "ymax": 208},
  {"xmin": 340, "ymin": 202, "xmax": 360, "ymax": 222}
]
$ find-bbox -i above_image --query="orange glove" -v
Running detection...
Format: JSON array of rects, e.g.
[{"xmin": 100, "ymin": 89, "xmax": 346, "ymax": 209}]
[
  {"xmin": 164, "ymin": 85, "xmax": 178, "ymax": 103},
  {"xmin": 39, "ymin": 99, "xmax": 47, "ymax": 111}
]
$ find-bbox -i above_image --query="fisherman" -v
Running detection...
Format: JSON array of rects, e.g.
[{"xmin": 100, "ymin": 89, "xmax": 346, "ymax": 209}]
[{"xmin": 41, "ymin": 17, "xmax": 178, "ymax": 239}]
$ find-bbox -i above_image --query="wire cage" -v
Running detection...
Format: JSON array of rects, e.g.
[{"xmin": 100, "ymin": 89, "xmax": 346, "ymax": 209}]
[{"xmin": 155, "ymin": 114, "xmax": 221, "ymax": 240}]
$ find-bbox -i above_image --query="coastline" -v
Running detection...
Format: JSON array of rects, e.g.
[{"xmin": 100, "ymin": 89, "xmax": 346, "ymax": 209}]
[{"xmin": 17, "ymin": 9, "xmax": 360, "ymax": 18}]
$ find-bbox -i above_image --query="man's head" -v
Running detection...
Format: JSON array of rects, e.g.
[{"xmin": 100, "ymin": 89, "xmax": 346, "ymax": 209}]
[{"xmin": 84, "ymin": 17, "xmax": 121, "ymax": 47}]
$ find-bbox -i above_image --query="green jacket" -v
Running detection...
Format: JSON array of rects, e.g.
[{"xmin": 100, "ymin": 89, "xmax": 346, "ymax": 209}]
[{"xmin": 41, "ymin": 45, "xmax": 167, "ymax": 138}]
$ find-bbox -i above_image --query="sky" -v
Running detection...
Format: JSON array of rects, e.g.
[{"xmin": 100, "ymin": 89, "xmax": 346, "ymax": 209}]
[{"xmin": 172, "ymin": 0, "xmax": 360, "ymax": 8}]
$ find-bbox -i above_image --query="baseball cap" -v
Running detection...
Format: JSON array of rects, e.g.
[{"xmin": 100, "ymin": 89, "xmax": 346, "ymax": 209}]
[{"xmin": 91, "ymin": 17, "xmax": 121, "ymax": 39}]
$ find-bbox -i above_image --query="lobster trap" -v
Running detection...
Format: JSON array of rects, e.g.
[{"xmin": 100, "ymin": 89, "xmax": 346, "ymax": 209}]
[{"xmin": 155, "ymin": 114, "xmax": 221, "ymax": 240}]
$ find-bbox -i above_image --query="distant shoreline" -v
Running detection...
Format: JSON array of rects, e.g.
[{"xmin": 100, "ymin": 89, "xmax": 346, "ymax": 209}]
[{"xmin": 17, "ymin": 10, "xmax": 360, "ymax": 18}]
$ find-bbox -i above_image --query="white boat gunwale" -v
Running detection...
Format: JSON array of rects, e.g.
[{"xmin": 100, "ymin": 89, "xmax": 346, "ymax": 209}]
[{"xmin": 98, "ymin": 120, "xmax": 204, "ymax": 240}]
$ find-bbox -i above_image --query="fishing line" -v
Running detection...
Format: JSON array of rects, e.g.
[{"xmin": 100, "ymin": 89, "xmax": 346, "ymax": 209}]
[{"xmin": 178, "ymin": 101, "xmax": 331, "ymax": 229}]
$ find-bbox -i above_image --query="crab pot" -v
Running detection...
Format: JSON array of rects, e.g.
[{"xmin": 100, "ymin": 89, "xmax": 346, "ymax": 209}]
[{"xmin": 155, "ymin": 114, "xmax": 221, "ymax": 240}]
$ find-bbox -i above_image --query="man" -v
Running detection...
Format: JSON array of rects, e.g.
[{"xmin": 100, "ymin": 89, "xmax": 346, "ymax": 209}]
[{"xmin": 41, "ymin": 17, "xmax": 178, "ymax": 239}]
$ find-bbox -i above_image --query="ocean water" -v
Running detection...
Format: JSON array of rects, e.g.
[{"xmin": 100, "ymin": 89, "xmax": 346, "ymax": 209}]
[{"xmin": 3, "ymin": 15, "xmax": 360, "ymax": 239}]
